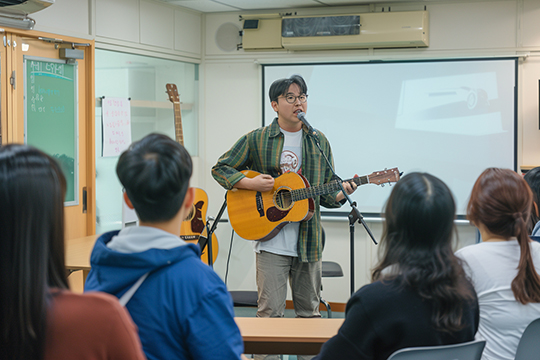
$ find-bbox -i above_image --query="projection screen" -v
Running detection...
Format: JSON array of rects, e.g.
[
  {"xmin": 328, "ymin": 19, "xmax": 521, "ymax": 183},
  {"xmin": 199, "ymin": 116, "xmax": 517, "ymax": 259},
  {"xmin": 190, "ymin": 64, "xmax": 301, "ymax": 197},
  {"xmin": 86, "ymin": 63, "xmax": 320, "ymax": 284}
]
[{"xmin": 262, "ymin": 58, "xmax": 517, "ymax": 218}]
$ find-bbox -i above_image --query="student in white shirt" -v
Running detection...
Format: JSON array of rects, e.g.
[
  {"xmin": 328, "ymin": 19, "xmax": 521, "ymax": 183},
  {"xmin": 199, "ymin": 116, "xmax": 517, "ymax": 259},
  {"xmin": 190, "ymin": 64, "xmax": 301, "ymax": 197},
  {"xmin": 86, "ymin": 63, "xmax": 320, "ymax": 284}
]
[{"xmin": 456, "ymin": 168, "xmax": 540, "ymax": 360}]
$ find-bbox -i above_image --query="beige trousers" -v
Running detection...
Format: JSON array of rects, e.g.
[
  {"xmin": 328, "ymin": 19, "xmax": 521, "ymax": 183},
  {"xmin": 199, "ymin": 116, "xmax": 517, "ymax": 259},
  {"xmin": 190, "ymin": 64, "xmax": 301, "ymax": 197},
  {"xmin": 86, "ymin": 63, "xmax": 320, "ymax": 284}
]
[{"xmin": 253, "ymin": 251, "xmax": 322, "ymax": 360}]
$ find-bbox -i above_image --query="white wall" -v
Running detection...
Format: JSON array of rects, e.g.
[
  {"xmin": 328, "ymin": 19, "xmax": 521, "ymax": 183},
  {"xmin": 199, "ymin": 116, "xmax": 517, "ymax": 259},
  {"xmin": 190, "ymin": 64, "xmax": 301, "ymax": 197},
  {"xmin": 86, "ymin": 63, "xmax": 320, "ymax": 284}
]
[
  {"xmin": 202, "ymin": 0, "xmax": 540, "ymax": 303},
  {"xmin": 32, "ymin": 0, "xmax": 202, "ymax": 61}
]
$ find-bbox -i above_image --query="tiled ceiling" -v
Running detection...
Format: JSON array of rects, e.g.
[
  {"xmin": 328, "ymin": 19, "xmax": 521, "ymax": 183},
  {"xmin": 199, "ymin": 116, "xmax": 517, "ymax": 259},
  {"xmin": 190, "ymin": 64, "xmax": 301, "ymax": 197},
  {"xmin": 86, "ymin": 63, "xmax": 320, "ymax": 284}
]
[{"xmin": 159, "ymin": 0, "xmax": 448, "ymax": 13}]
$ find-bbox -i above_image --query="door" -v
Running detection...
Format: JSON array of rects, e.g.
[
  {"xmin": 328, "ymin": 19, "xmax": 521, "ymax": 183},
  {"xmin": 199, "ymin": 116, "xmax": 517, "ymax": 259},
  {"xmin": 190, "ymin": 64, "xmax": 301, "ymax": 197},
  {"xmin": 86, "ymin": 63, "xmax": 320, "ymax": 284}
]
[{"xmin": 10, "ymin": 33, "xmax": 95, "ymax": 239}]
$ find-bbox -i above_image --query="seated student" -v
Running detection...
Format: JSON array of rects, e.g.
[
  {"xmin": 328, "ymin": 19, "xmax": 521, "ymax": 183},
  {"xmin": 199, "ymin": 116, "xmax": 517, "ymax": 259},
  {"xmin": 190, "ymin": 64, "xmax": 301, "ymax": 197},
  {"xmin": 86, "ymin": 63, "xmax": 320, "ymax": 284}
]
[
  {"xmin": 456, "ymin": 168, "xmax": 540, "ymax": 360},
  {"xmin": 0, "ymin": 144, "xmax": 145, "ymax": 360},
  {"xmin": 84, "ymin": 133, "xmax": 245, "ymax": 360},
  {"xmin": 524, "ymin": 166, "xmax": 540, "ymax": 236},
  {"xmin": 314, "ymin": 172, "xmax": 479, "ymax": 360}
]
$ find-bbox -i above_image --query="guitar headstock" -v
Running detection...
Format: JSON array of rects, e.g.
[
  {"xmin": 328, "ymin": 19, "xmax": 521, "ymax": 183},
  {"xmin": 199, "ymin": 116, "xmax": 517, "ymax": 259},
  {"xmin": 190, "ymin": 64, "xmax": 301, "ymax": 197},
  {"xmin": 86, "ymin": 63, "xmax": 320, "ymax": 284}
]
[
  {"xmin": 368, "ymin": 167, "xmax": 401, "ymax": 186},
  {"xmin": 166, "ymin": 83, "xmax": 180, "ymax": 104}
]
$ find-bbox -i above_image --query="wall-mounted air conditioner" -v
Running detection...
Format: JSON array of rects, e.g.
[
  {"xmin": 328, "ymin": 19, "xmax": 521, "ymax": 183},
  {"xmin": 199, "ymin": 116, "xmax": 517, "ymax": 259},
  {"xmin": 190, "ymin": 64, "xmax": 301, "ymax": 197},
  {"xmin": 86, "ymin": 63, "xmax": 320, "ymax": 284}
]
[
  {"xmin": 0, "ymin": 0, "xmax": 54, "ymax": 16},
  {"xmin": 242, "ymin": 10, "xmax": 429, "ymax": 51}
]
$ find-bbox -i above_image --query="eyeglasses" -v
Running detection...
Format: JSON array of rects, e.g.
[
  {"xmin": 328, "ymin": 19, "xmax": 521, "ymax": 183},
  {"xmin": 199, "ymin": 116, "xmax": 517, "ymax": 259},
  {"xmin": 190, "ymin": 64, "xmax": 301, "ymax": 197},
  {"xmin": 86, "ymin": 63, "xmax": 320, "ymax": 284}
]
[{"xmin": 279, "ymin": 94, "xmax": 308, "ymax": 104}]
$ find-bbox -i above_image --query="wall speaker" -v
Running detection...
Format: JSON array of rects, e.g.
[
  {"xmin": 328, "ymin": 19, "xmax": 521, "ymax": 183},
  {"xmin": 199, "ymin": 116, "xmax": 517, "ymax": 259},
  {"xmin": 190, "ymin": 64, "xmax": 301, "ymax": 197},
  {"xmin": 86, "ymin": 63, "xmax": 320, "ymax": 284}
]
[{"xmin": 215, "ymin": 22, "xmax": 241, "ymax": 52}]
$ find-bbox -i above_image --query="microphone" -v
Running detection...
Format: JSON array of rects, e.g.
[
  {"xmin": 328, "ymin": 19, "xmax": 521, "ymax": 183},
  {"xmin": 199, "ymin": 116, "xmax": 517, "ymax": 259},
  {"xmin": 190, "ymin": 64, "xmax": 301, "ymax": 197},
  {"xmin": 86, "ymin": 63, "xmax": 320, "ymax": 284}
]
[{"xmin": 297, "ymin": 112, "xmax": 316, "ymax": 136}]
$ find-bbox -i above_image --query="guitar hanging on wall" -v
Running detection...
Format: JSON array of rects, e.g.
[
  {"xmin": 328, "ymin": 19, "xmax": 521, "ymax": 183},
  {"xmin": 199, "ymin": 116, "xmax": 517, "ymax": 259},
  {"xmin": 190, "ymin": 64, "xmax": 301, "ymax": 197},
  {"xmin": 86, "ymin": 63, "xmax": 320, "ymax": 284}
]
[{"xmin": 166, "ymin": 83, "xmax": 218, "ymax": 265}]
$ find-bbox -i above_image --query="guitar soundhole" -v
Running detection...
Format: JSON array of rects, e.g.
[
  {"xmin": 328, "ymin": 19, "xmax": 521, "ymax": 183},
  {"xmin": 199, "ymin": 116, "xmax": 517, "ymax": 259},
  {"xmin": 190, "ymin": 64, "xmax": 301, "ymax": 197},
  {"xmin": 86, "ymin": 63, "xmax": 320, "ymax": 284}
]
[{"xmin": 274, "ymin": 188, "xmax": 293, "ymax": 211}]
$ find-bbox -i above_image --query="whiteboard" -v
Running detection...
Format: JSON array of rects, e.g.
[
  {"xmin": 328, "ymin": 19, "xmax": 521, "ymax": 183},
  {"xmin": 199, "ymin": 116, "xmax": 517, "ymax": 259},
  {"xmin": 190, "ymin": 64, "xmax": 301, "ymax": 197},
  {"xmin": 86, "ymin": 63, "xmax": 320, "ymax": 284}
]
[{"xmin": 263, "ymin": 58, "xmax": 517, "ymax": 218}]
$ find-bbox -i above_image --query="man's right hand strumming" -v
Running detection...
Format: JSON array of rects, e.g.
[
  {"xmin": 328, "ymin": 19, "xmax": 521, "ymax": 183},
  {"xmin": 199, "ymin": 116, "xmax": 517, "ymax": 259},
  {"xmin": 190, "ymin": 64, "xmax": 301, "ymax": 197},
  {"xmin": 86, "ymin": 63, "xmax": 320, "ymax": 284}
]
[{"xmin": 235, "ymin": 174, "xmax": 274, "ymax": 192}]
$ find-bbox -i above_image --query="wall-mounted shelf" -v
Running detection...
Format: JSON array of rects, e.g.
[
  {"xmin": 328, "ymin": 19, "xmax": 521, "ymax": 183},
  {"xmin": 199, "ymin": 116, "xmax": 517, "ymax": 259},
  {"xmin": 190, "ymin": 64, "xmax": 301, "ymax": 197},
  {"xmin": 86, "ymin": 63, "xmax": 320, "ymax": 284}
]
[
  {"xmin": 96, "ymin": 98, "xmax": 193, "ymax": 111},
  {"xmin": 130, "ymin": 100, "xmax": 193, "ymax": 111}
]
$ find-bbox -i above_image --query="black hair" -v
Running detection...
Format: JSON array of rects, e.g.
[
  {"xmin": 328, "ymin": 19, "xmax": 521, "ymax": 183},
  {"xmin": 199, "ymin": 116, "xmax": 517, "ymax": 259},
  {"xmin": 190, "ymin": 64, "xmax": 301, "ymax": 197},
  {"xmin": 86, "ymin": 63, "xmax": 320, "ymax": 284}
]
[
  {"xmin": 269, "ymin": 74, "xmax": 308, "ymax": 102},
  {"xmin": 372, "ymin": 172, "xmax": 474, "ymax": 332},
  {"xmin": 116, "ymin": 133, "xmax": 192, "ymax": 223},
  {"xmin": 524, "ymin": 167, "xmax": 540, "ymax": 233},
  {"xmin": 0, "ymin": 144, "xmax": 69, "ymax": 360}
]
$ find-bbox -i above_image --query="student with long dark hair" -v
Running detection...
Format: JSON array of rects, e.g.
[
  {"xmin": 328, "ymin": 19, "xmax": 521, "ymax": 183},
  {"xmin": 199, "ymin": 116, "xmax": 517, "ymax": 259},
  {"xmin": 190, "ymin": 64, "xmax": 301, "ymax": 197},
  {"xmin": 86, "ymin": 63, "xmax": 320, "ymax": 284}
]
[
  {"xmin": 457, "ymin": 168, "xmax": 540, "ymax": 360},
  {"xmin": 0, "ymin": 144, "xmax": 146, "ymax": 360},
  {"xmin": 314, "ymin": 173, "xmax": 479, "ymax": 360}
]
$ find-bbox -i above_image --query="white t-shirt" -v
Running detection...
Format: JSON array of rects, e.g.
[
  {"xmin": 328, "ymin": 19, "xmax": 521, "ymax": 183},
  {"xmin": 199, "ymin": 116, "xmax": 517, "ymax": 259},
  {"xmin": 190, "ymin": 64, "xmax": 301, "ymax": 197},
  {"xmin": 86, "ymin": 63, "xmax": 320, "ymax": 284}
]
[
  {"xmin": 456, "ymin": 240, "xmax": 540, "ymax": 360},
  {"xmin": 254, "ymin": 128, "xmax": 302, "ymax": 257}
]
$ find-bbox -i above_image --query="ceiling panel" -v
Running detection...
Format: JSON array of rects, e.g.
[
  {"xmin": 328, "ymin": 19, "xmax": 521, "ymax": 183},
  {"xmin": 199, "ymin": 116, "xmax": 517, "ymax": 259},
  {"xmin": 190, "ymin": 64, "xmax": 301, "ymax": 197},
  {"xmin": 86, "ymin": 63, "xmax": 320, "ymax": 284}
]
[
  {"xmin": 160, "ymin": 0, "xmax": 472, "ymax": 13},
  {"xmin": 161, "ymin": 0, "xmax": 241, "ymax": 12}
]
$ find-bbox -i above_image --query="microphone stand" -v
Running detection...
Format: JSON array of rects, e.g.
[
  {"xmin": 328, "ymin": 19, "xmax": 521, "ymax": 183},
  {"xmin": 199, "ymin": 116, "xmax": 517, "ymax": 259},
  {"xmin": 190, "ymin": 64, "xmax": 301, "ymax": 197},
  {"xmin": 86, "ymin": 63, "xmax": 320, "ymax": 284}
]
[
  {"xmin": 304, "ymin": 123, "xmax": 377, "ymax": 296},
  {"xmin": 199, "ymin": 194, "xmax": 227, "ymax": 269}
]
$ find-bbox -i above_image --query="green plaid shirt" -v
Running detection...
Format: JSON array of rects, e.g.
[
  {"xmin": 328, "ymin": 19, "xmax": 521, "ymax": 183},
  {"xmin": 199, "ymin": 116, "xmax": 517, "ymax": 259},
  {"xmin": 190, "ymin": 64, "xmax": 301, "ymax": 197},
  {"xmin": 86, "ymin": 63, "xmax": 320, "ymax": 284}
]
[{"xmin": 211, "ymin": 118, "xmax": 342, "ymax": 262}]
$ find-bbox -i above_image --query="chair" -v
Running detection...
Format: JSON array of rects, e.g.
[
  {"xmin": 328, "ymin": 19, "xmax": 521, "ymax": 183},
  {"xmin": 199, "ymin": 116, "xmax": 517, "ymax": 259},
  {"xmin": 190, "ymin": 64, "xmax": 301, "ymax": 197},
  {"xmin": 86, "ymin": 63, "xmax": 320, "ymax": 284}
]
[
  {"xmin": 515, "ymin": 317, "xmax": 540, "ymax": 360},
  {"xmin": 387, "ymin": 340, "xmax": 486, "ymax": 360},
  {"xmin": 229, "ymin": 290, "xmax": 258, "ymax": 307},
  {"xmin": 320, "ymin": 227, "xmax": 344, "ymax": 318}
]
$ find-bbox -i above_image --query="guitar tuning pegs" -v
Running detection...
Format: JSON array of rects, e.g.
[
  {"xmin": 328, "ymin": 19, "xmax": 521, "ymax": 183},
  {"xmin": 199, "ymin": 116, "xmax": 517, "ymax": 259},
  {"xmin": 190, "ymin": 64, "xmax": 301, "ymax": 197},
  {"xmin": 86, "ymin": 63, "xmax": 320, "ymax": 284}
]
[{"xmin": 381, "ymin": 183, "xmax": 385, "ymax": 187}]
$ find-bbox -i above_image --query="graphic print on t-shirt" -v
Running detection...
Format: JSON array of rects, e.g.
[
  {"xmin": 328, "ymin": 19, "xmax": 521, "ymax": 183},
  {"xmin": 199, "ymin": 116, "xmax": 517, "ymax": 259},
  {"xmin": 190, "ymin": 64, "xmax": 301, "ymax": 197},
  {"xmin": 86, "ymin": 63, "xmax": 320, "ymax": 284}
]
[{"xmin": 281, "ymin": 150, "xmax": 300, "ymax": 173}]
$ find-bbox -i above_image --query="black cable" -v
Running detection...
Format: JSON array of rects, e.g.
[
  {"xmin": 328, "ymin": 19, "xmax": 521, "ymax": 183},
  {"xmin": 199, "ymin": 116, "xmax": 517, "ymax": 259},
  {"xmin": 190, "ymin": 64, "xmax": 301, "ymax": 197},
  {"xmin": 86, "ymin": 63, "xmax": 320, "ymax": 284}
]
[{"xmin": 224, "ymin": 228, "xmax": 235, "ymax": 286}]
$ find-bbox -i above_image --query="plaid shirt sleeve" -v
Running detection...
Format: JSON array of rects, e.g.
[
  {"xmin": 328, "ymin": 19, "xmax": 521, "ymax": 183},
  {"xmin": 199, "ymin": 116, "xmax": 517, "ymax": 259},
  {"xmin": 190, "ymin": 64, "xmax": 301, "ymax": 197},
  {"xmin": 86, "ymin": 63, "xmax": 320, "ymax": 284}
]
[
  {"xmin": 211, "ymin": 120, "xmax": 283, "ymax": 190},
  {"xmin": 211, "ymin": 135, "xmax": 252, "ymax": 190}
]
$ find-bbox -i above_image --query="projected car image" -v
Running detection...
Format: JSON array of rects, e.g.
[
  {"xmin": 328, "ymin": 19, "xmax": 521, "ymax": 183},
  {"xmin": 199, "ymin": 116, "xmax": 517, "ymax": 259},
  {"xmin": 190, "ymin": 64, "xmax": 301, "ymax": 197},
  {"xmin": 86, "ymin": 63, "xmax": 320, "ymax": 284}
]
[
  {"xmin": 428, "ymin": 87, "xmax": 489, "ymax": 110},
  {"xmin": 395, "ymin": 73, "xmax": 503, "ymax": 136}
]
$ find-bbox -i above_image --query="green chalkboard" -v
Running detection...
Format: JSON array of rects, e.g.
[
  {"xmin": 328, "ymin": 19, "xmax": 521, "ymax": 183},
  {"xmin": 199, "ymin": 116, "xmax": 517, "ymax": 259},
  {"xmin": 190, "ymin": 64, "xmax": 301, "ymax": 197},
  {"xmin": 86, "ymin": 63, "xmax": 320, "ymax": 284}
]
[{"xmin": 24, "ymin": 57, "xmax": 78, "ymax": 205}]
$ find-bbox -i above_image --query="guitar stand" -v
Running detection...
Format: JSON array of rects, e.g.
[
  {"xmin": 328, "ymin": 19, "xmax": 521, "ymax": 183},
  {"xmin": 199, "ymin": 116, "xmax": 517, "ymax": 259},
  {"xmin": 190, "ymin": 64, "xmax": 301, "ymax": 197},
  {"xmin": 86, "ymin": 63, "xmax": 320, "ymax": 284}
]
[{"xmin": 199, "ymin": 195, "xmax": 227, "ymax": 269}]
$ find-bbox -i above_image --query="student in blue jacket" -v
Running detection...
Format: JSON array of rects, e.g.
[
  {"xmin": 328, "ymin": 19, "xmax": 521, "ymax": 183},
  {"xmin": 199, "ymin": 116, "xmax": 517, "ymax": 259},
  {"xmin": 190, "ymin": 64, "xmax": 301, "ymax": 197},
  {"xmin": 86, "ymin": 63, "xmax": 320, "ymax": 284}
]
[{"xmin": 85, "ymin": 133, "xmax": 246, "ymax": 360}]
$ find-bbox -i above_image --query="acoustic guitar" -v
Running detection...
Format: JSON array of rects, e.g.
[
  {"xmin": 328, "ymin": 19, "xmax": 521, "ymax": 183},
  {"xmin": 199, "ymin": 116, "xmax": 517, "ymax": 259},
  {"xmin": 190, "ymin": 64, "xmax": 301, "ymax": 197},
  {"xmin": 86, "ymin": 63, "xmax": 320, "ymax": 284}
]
[
  {"xmin": 227, "ymin": 168, "xmax": 400, "ymax": 241},
  {"xmin": 166, "ymin": 83, "xmax": 218, "ymax": 265}
]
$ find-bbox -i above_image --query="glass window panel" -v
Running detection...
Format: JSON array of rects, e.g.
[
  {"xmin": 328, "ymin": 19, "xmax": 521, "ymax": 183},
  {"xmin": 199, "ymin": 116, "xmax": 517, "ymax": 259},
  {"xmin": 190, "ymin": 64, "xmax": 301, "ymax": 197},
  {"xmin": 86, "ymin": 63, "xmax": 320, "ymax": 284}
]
[
  {"xmin": 95, "ymin": 49, "xmax": 199, "ymax": 233},
  {"xmin": 25, "ymin": 57, "xmax": 78, "ymax": 205}
]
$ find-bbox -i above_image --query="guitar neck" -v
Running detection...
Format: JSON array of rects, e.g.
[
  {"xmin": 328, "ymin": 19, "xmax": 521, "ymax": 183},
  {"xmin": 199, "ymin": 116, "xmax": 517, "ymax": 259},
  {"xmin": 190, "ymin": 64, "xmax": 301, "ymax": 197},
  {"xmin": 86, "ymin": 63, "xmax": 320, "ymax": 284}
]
[
  {"xmin": 291, "ymin": 175, "xmax": 369, "ymax": 201},
  {"xmin": 173, "ymin": 102, "xmax": 183, "ymax": 146}
]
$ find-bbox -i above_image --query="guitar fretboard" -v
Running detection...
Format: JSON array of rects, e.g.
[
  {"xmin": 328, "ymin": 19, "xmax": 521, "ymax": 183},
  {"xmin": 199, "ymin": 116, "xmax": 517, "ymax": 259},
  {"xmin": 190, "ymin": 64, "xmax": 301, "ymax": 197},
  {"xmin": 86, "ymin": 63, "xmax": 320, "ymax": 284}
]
[
  {"xmin": 291, "ymin": 176, "xmax": 369, "ymax": 201},
  {"xmin": 173, "ymin": 102, "xmax": 183, "ymax": 146}
]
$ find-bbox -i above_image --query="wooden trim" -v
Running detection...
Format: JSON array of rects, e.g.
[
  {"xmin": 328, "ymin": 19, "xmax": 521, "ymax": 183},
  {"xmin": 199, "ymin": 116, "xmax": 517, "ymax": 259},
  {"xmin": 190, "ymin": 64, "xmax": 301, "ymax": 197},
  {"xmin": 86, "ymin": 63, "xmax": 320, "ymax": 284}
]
[
  {"xmin": 1, "ymin": 26, "xmax": 94, "ymax": 44},
  {"xmin": 85, "ymin": 40, "xmax": 96, "ymax": 235}
]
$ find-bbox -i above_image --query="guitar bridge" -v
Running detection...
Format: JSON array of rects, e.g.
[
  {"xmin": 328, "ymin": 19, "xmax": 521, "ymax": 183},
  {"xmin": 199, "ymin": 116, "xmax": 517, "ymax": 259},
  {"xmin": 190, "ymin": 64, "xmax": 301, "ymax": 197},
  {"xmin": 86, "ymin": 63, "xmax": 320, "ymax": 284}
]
[{"xmin": 255, "ymin": 191, "xmax": 264, "ymax": 217}]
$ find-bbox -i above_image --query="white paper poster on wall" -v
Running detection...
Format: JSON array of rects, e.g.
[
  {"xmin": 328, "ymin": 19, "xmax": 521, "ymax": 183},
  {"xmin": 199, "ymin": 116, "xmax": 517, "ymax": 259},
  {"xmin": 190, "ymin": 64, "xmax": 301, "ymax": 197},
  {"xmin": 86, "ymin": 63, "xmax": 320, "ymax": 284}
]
[{"xmin": 101, "ymin": 97, "xmax": 131, "ymax": 157}]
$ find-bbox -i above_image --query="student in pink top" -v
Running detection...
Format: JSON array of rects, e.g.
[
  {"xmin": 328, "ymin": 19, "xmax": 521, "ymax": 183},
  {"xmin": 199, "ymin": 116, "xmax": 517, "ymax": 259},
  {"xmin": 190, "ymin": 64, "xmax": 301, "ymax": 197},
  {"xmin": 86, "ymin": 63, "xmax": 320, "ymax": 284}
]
[{"xmin": 0, "ymin": 144, "xmax": 146, "ymax": 360}]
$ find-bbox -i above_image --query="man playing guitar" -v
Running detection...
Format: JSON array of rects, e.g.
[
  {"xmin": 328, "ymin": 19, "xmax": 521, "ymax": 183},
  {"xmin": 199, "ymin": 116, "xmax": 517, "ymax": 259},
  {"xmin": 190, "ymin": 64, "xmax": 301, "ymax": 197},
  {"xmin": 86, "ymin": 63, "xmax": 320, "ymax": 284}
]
[{"xmin": 212, "ymin": 75, "xmax": 356, "ymax": 360}]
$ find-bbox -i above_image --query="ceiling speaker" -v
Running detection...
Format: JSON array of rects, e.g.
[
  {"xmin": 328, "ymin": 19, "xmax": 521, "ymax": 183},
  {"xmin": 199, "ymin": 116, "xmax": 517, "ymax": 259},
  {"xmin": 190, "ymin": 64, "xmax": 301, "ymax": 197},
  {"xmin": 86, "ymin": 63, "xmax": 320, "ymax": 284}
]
[{"xmin": 215, "ymin": 22, "xmax": 241, "ymax": 52}]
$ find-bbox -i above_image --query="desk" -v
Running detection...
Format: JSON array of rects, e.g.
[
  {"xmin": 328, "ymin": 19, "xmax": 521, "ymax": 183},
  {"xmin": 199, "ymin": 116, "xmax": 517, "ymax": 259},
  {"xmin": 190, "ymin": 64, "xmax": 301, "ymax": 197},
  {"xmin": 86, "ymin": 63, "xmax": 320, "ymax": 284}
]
[
  {"xmin": 65, "ymin": 234, "xmax": 98, "ymax": 283},
  {"xmin": 235, "ymin": 317, "xmax": 343, "ymax": 355}
]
